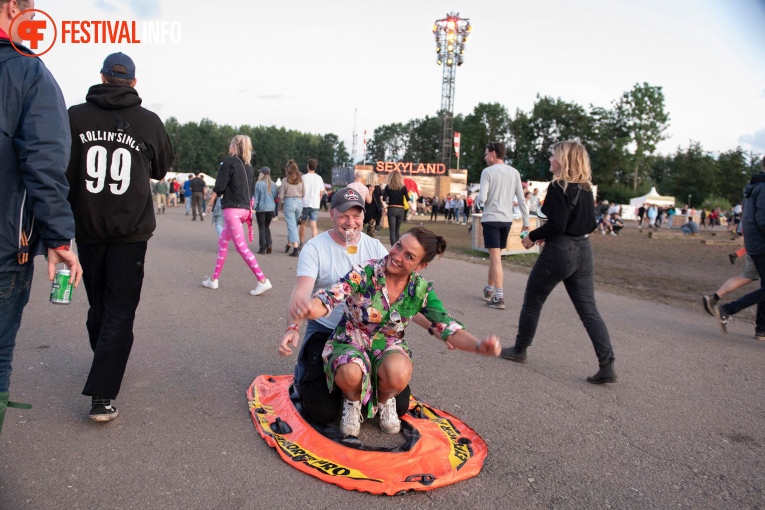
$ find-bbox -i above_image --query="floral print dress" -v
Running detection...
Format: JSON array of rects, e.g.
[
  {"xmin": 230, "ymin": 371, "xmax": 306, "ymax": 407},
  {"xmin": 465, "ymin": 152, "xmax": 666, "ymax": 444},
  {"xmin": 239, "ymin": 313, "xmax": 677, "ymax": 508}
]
[{"xmin": 316, "ymin": 256, "xmax": 464, "ymax": 418}]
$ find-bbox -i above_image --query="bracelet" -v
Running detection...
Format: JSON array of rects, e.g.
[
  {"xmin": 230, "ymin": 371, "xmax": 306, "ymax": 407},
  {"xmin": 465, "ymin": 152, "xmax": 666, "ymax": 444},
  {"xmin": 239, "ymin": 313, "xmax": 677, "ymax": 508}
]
[
  {"xmin": 475, "ymin": 341, "xmax": 481, "ymax": 352},
  {"xmin": 286, "ymin": 324, "xmax": 299, "ymax": 333}
]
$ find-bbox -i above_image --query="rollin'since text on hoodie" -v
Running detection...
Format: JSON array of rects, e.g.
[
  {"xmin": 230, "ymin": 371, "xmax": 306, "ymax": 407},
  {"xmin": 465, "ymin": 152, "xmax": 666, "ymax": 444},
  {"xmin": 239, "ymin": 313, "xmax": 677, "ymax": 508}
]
[{"xmin": 77, "ymin": 130, "xmax": 140, "ymax": 149}]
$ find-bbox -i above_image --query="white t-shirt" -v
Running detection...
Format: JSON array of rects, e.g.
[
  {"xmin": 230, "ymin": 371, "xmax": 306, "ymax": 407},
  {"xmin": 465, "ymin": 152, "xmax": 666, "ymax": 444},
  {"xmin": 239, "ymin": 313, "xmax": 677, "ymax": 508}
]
[
  {"xmin": 297, "ymin": 231, "xmax": 388, "ymax": 330},
  {"xmin": 302, "ymin": 172, "xmax": 325, "ymax": 208}
]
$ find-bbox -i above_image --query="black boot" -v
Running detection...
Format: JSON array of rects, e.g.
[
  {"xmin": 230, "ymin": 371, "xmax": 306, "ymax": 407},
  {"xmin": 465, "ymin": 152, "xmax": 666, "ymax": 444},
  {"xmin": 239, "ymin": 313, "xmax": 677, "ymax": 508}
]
[
  {"xmin": 500, "ymin": 346, "xmax": 527, "ymax": 363},
  {"xmin": 586, "ymin": 358, "xmax": 617, "ymax": 384}
]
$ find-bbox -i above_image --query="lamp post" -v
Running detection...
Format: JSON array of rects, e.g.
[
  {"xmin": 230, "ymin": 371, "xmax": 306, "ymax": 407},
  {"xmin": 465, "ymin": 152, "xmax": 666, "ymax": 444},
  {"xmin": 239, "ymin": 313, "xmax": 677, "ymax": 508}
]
[{"xmin": 433, "ymin": 13, "xmax": 471, "ymax": 168}]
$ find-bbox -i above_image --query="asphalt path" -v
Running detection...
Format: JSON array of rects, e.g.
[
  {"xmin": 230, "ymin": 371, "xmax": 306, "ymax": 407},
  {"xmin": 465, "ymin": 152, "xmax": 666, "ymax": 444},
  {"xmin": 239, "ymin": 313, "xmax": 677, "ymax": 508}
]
[{"xmin": 1, "ymin": 207, "xmax": 763, "ymax": 509}]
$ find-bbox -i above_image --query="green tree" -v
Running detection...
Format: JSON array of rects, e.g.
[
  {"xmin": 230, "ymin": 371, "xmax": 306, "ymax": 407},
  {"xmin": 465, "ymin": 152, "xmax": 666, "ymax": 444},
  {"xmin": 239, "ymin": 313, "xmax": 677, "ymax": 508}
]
[
  {"xmin": 663, "ymin": 142, "xmax": 716, "ymax": 208},
  {"xmin": 460, "ymin": 103, "xmax": 511, "ymax": 183},
  {"xmin": 614, "ymin": 83, "xmax": 670, "ymax": 191},
  {"xmin": 524, "ymin": 96, "xmax": 594, "ymax": 181},
  {"xmin": 716, "ymin": 147, "xmax": 756, "ymax": 205},
  {"xmin": 588, "ymin": 105, "xmax": 631, "ymax": 200},
  {"xmin": 404, "ymin": 115, "xmax": 441, "ymax": 163},
  {"xmin": 366, "ymin": 123, "xmax": 409, "ymax": 163}
]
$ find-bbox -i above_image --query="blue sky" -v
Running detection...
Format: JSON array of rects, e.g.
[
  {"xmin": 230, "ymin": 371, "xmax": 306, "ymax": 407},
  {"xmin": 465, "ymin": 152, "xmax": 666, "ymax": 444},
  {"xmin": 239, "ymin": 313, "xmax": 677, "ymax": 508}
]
[{"xmin": 39, "ymin": 0, "xmax": 765, "ymax": 160}]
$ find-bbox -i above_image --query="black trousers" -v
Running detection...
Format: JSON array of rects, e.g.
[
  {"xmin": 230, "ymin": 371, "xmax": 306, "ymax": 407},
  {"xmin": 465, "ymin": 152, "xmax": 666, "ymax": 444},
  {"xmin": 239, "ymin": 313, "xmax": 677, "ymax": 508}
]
[
  {"xmin": 387, "ymin": 207, "xmax": 406, "ymax": 246},
  {"xmin": 515, "ymin": 235, "xmax": 614, "ymax": 364},
  {"xmin": 79, "ymin": 242, "xmax": 147, "ymax": 399},
  {"xmin": 722, "ymin": 252, "xmax": 765, "ymax": 332},
  {"xmin": 256, "ymin": 211, "xmax": 275, "ymax": 250}
]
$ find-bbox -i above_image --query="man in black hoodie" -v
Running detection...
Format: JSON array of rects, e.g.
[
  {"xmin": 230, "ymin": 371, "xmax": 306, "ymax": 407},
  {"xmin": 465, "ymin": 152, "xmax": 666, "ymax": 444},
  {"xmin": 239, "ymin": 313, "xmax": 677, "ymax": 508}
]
[
  {"xmin": 712, "ymin": 157, "xmax": 765, "ymax": 340},
  {"xmin": 66, "ymin": 52, "xmax": 174, "ymax": 422}
]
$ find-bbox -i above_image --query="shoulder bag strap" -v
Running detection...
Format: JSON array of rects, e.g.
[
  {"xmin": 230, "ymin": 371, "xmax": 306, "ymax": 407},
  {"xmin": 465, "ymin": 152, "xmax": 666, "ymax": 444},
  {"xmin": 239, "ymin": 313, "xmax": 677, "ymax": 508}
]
[{"xmin": 111, "ymin": 111, "xmax": 154, "ymax": 162}]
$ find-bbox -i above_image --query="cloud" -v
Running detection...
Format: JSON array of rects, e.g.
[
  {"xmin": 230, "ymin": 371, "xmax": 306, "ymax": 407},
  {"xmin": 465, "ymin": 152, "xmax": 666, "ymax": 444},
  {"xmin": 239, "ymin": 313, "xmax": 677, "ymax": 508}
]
[
  {"xmin": 94, "ymin": 0, "xmax": 160, "ymax": 18},
  {"xmin": 128, "ymin": 0, "xmax": 160, "ymax": 17},
  {"xmin": 93, "ymin": 0, "xmax": 118, "ymax": 13},
  {"xmin": 762, "ymin": 89, "xmax": 765, "ymax": 98},
  {"xmin": 257, "ymin": 94, "xmax": 284, "ymax": 100},
  {"xmin": 739, "ymin": 128, "xmax": 765, "ymax": 152}
]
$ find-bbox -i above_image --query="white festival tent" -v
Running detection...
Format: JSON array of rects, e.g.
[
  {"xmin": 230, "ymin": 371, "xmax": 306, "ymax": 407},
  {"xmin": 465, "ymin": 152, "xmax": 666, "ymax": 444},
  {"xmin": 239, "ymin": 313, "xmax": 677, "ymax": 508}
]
[{"xmin": 629, "ymin": 187, "xmax": 676, "ymax": 208}]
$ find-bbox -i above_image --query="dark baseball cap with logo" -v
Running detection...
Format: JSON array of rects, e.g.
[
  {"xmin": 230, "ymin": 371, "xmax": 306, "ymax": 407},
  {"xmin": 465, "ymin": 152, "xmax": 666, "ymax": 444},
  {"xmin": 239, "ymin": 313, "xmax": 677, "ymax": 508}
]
[
  {"xmin": 101, "ymin": 52, "xmax": 136, "ymax": 80},
  {"xmin": 331, "ymin": 187, "xmax": 365, "ymax": 212}
]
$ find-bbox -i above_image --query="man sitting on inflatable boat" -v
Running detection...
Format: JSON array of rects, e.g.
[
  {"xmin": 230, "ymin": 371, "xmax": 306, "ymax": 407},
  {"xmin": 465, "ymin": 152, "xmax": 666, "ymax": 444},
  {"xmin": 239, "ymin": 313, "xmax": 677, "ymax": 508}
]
[{"xmin": 289, "ymin": 225, "xmax": 500, "ymax": 437}]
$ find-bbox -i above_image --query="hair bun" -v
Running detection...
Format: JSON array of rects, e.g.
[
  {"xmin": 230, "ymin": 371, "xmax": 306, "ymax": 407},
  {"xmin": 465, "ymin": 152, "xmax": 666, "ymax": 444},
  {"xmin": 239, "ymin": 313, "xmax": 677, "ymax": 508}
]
[{"xmin": 436, "ymin": 236, "xmax": 447, "ymax": 256}]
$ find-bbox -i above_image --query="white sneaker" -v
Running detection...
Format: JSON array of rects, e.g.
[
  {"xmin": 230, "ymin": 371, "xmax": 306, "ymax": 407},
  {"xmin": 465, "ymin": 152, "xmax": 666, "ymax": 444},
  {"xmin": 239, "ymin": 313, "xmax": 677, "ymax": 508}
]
[
  {"xmin": 340, "ymin": 398, "xmax": 363, "ymax": 437},
  {"xmin": 202, "ymin": 277, "xmax": 218, "ymax": 289},
  {"xmin": 249, "ymin": 278, "xmax": 272, "ymax": 296},
  {"xmin": 379, "ymin": 396, "xmax": 401, "ymax": 434}
]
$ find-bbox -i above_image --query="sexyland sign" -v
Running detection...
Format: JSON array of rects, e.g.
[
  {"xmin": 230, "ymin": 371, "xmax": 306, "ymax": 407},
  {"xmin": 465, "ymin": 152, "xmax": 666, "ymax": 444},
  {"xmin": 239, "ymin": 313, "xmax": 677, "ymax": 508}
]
[{"xmin": 375, "ymin": 161, "xmax": 447, "ymax": 175}]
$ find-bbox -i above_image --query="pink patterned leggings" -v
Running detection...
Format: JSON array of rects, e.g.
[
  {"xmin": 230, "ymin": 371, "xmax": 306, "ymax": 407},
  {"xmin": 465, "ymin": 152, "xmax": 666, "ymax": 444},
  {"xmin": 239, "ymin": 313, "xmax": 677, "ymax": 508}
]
[{"xmin": 211, "ymin": 208, "xmax": 266, "ymax": 282}]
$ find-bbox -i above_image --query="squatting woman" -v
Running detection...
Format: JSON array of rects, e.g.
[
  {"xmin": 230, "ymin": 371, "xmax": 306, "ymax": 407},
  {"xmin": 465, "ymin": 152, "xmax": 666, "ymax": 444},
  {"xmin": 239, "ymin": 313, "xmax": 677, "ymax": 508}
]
[{"xmin": 500, "ymin": 140, "xmax": 616, "ymax": 383}]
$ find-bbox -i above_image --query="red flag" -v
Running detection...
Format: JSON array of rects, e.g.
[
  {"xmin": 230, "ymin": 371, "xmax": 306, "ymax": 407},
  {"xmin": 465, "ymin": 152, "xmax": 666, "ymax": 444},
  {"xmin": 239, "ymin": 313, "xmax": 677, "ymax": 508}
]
[{"xmin": 454, "ymin": 132, "xmax": 461, "ymax": 157}]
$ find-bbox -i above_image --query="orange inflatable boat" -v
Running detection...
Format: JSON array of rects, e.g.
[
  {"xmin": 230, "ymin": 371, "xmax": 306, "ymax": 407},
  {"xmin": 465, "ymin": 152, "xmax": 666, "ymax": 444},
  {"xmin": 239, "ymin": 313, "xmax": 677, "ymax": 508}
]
[{"xmin": 246, "ymin": 374, "xmax": 488, "ymax": 496}]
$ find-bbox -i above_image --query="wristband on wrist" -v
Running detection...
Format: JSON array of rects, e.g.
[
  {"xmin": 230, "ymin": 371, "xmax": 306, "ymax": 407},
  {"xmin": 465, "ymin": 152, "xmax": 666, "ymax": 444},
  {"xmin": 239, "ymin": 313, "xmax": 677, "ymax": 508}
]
[
  {"xmin": 286, "ymin": 324, "xmax": 299, "ymax": 333},
  {"xmin": 53, "ymin": 244, "xmax": 71, "ymax": 251}
]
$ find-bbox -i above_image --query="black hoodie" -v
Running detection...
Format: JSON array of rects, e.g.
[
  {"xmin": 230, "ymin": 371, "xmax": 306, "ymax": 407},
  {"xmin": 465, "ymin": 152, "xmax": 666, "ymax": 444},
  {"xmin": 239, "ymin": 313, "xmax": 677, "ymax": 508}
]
[{"xmin": 66, "ymin": 84, "xmax": 174, "ymax": 243}]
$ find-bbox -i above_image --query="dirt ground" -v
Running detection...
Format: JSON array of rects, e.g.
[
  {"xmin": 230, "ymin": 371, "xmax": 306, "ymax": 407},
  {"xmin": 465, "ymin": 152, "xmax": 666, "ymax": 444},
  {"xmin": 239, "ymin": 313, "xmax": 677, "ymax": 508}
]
[{"xmin": 318, "ymin": 216, "xmax": 755, "ymax": 323}]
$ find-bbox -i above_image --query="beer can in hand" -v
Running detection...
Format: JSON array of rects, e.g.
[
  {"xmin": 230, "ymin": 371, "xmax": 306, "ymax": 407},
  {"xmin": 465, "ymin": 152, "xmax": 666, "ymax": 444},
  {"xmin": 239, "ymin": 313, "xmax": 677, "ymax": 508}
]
[
  {"xmin": 50, "ymin": 269, "xmax": 73, "ymax": 304},
  {"xmin": 519, "ymin": 231, "xmax": 528, "ymax": 240}
]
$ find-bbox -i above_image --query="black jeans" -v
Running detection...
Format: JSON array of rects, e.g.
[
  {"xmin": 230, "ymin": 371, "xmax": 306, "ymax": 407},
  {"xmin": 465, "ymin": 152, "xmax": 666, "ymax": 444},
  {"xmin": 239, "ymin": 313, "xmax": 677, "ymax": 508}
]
[
  {"xmin": 722, "ymin": 252, "xmax": 765, "ymax": 332},
  {"xmin": 79, "ymin": 242, "xmax": 147, "ymax": 399},
  {"xmin": 255, "ymin": 211, "xmax": 274, "ymax": 250},
  {"xmin": 515, "ymin": 235, "xmax": 614, "ymax": 364},
  {"xmin": 387, "ymin": 207, "xmax": 406, "ymax": 245}
]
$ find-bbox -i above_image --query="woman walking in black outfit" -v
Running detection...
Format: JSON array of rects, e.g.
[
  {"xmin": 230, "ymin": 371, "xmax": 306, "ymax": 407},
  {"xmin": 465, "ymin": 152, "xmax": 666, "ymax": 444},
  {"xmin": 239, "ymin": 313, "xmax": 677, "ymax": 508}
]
[
  {"xmin": 382, "ymin": 170, "xmax": 409, "ymax": 246},
  {"xmin": 501, "ymin": 140, "xmax": 616, "ymax": 384}
]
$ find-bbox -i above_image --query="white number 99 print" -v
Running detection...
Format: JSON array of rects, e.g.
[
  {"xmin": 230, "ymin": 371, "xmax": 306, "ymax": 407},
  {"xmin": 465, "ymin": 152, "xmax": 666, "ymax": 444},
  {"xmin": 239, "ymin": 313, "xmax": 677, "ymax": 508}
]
[{"xmin": 85, "ymin": 145, "xmax": 132, "ymax": 195}]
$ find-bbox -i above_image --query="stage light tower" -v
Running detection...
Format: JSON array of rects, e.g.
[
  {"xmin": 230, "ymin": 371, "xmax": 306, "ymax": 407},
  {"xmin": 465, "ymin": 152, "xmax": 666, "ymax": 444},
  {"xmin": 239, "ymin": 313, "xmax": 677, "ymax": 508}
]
[{"xmin": 433, "ymin": 12, "xmax": 471, "ymax": 167}]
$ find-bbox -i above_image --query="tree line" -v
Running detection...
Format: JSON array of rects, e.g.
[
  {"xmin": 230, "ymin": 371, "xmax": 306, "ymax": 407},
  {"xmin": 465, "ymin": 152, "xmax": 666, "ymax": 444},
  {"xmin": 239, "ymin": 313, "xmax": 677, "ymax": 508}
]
[
  {"xmin": 163, "ymin": 117, "xmax": 350, "ymax": 183},
  {"xmin": 163, "ymin": 82, "xmax": 761, "ymax": 209},
  {"xmin": 365, "ymin": 82, "xmax": 762, "ymax": 208}
]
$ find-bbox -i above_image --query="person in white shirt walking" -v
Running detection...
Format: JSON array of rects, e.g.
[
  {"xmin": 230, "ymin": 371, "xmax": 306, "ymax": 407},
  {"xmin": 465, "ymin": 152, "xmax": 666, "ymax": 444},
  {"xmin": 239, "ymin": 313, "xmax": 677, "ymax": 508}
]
[
  {"xmin": 477, "ymin": 142, "xmax": 529, "ymax": 310},
  {"xmin": 299, "ymin": 159, "xmax": 326, "ymax": 247}
]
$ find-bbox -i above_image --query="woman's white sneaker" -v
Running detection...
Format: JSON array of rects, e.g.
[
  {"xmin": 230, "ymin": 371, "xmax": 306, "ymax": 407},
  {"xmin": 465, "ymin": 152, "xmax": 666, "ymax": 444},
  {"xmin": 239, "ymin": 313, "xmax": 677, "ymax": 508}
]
[
  {"xmin": 250, "ymin": 279, "xmax": 272, "ymax": 296},
  {"xmin": 202, "ymin": 277, "xmax": 219, "ymax": 289},
  {"xmin": 379, "ymin": 396, "xmax": 401, "ymax": 434},
  {"xmin": 340, "ymin": 398, "xmax": 363, "ymax": 437}
]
